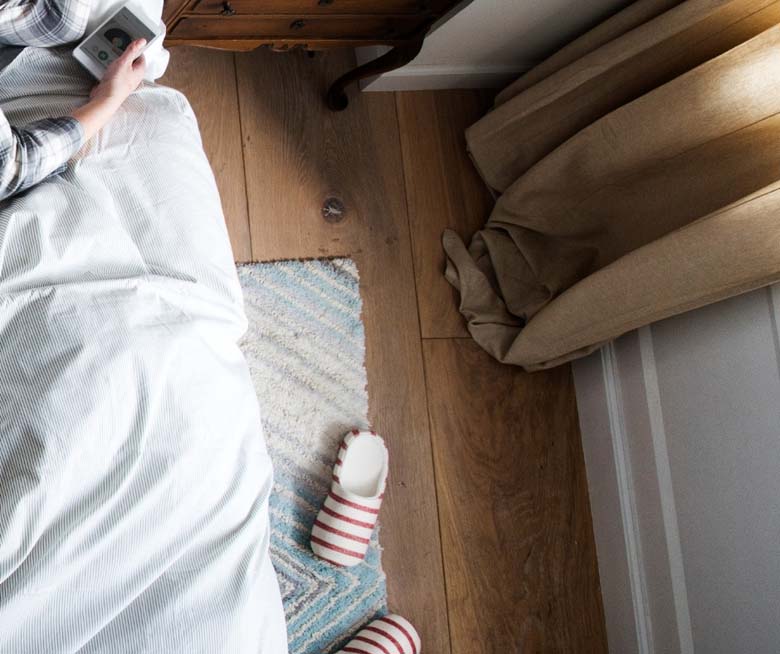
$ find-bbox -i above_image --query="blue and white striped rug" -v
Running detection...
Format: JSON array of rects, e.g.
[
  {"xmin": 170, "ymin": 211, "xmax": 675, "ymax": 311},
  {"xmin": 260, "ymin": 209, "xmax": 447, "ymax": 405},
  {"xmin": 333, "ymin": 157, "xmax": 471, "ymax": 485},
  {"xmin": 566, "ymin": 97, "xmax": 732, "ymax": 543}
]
[{"xmin": 237, "ymin": 259, "xmax": 388, "ymax": 654}]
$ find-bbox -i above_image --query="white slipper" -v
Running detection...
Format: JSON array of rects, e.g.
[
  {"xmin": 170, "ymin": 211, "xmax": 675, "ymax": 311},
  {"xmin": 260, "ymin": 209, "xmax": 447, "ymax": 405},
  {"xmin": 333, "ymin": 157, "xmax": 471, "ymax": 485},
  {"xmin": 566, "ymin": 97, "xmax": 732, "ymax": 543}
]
[
  {"xmin": 336, "ymin": 614, "xmax": 421, "ymax": 654},
  {"xmin": 311, "ymin": 429, "xmax": 389, "ymax": 567}
]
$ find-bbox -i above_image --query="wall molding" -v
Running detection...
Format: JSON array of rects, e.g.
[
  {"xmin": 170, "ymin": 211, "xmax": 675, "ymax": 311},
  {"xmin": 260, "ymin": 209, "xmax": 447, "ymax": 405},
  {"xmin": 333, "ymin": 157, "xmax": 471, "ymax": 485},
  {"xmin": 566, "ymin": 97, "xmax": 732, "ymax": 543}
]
[
  {"xmin": 767, "ymin": 285, "xmax": 780, "ymax": 372},
  {"xmin": 577, "ymin": 288, "xmax": 780, "ymax": 653},
  {"xmin": 577, "ymin": 332, "xmax": 696, "ymax": 654},
  {"xmin": 601, "ymin": 342, "xmax": 654, "ymax": 654},
  {"xmin": 638, "ymin": 328, "xmax": 694, "ymax": 654}
]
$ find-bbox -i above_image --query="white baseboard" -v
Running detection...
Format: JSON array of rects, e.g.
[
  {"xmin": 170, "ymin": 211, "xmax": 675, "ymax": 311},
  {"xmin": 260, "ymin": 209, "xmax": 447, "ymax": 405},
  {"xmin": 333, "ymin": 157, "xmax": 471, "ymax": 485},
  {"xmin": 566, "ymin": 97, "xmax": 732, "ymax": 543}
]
[
  {"xmin": 354, "ymin": 45, "xmax": 534, "ymax": 91},
  {"xmin": 600, "ymin": 341, "xmax": 654, "ymax": 654},
  {"xmin": 573, "ymin": 332, "xmax": 694, "ymax": 654}
]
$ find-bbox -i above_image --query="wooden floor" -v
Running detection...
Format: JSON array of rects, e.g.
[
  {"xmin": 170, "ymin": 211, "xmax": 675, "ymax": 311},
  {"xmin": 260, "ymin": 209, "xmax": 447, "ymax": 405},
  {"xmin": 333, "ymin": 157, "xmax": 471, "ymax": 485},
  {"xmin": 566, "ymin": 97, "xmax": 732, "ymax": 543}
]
[{"xmin": 162, "ymin": 47, "xmax": 607, "ymax": 654}]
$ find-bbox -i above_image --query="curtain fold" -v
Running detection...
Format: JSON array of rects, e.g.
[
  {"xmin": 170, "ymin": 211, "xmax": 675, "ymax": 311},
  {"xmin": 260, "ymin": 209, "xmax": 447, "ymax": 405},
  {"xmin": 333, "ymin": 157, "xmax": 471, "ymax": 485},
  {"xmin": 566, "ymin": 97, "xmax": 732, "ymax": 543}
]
[
  {"xmin": 445, "ymin": 0, "xmax": 780, "ymax": 370},
  {"xmin": 493, "ymin": 0, "xmax": 684, "ymax": 107}
]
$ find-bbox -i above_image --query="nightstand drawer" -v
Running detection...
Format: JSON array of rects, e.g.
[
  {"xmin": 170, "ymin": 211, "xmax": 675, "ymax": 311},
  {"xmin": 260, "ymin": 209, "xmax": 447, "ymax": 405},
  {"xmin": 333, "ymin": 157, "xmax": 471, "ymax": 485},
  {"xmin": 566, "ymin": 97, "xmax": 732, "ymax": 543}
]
[
  {"xmin": 189, "ymin": 0, "xmax": 430, "ymax": 15},
  {"xmin": 170, "ymin": 15, "xmax": 421, "ymax": 40}
]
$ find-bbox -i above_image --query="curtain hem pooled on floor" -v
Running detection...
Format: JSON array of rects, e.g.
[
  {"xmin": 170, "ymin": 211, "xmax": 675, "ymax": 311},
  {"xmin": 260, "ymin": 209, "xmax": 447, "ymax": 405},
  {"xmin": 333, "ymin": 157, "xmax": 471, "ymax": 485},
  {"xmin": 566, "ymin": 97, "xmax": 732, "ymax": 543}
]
[{"xmin": 444, "ymin": 0, "xmax": 780, "ymax": 370}]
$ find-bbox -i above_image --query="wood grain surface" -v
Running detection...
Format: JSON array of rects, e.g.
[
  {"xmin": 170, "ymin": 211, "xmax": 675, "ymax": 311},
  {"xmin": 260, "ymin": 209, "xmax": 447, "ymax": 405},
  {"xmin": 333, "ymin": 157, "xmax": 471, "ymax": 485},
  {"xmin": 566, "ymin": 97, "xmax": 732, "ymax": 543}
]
[
  {"xmin": 396, "ymin": 90, "xmax": 495, "ymax": 339},
  {"xmin": 235, "ymin": 47, "xmax": 452, "ymax": 654},
  {"xmin": 160, "ymin": 47, "xmax": 252, "ymax": 261},
  {"xmin": 423, "ymin": 338, "xmax": 607, "ymax": 654},
  {"xmin": 162, "ymin": 47, "xmax": 607, "ymax": 654}
]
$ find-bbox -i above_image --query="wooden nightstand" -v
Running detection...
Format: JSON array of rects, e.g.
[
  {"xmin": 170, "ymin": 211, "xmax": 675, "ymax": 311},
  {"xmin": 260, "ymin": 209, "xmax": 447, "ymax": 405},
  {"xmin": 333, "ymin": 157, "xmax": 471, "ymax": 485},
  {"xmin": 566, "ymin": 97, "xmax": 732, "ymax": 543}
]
[{"xmin": 162, "ymin": 0, "xmax": 463, "ymax": 110}]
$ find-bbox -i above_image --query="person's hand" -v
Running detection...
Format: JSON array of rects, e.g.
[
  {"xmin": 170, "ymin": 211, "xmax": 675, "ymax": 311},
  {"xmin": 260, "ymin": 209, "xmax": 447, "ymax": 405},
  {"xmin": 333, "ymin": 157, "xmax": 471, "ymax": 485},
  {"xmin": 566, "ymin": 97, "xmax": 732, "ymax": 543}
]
[
  {"xmin": 72, "ymin": 39, "xmax": 147, "ymax": 141},
  {"xmin": 89, "ymin": 38, "xmax": 147, "ymax": 109}
]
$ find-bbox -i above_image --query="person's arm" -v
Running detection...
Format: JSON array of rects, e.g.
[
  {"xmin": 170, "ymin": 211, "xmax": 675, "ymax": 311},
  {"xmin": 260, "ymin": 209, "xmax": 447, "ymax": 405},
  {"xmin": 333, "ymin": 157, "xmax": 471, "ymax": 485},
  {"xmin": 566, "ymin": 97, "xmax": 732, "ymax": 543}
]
[
  {"xmin": 71, "ymin": 38, "xmax": 147, "ymax": 141},
  {"xmin": 0, "ymin": 0, "xmax": 90, "ymax": 46},
  {"xmin": 0, "ymin": 39, "xmax": 146, "ymax": 202},
  {"xmin": 0, "ymin": 111, "xmax": 84, "ymax": 201}
]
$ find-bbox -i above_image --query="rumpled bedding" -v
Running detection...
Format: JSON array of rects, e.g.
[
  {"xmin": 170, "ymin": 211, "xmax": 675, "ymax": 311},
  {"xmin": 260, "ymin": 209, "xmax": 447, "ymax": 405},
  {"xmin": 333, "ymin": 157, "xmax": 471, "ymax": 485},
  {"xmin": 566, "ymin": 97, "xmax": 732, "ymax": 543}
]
[{"xmin": 0, "ymin": 46, "xmax": 287, "ymax": 653}]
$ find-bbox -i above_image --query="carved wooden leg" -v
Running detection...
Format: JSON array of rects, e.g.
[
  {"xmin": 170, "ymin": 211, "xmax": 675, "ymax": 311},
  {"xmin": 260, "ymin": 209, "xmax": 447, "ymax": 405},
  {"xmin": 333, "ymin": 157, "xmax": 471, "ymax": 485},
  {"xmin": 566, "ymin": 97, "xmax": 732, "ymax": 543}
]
[{"xmin": 326, "ymin": 36, "xmax": 425, "ymax": 111}]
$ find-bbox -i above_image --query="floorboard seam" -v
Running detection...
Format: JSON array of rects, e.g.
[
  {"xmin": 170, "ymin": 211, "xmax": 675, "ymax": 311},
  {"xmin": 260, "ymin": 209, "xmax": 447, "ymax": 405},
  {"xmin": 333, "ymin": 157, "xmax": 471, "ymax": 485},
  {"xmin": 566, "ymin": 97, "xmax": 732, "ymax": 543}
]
[
  {"xmin": 232, "ymin": 52, "xmax": 254, "ymax": 260},
  {"xmin": 395, "ymin": 91, "xmax": 456, "ymax": 654},
  {"xmin": 421, "ymin": 336, "xmax": 474, "ymax": 341}
]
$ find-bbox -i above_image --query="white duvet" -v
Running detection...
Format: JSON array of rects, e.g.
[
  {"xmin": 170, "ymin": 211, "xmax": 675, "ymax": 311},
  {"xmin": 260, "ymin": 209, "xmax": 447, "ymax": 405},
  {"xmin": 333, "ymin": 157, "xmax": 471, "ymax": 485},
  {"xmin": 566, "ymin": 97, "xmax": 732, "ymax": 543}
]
[{"xmin": 0, "ymin": 47, "xmax": 287, "ymax": 652}]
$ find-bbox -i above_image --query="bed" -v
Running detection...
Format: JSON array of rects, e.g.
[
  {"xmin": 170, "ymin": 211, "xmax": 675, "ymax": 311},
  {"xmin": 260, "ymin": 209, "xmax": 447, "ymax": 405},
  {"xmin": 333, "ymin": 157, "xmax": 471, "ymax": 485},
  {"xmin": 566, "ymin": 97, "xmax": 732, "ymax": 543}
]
[{"xmin": 0, "ymin": 44, "xmax": 288, "ymax": 652}]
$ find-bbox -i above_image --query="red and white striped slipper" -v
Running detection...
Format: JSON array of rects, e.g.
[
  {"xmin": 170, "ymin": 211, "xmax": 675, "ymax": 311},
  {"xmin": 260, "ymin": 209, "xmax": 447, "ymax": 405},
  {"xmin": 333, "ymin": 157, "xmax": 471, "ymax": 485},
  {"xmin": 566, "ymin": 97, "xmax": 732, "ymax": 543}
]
[
  {"xmin": 311, "ymin": 429, "xmax": 389, "ymax": 567},
  {"xmin": 336, "ymin": 614, "xmax": 421, "ymax": 654}
]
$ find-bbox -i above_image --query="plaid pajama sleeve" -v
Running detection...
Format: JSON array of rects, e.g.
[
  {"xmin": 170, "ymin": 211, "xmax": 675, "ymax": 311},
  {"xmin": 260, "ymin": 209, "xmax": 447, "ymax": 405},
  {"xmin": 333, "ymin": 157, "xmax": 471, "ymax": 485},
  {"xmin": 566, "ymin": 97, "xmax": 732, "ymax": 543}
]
[
  {"xmin": 0, "ymin": 0, "xmax": 90, "ymax": 46},
  {"xmin": 0, "ymin": 111, "xmax": 85, "ymax": 201},
  {"xmin": 0, "ymin": 0, "xmax": 91, "ymax": 199}
]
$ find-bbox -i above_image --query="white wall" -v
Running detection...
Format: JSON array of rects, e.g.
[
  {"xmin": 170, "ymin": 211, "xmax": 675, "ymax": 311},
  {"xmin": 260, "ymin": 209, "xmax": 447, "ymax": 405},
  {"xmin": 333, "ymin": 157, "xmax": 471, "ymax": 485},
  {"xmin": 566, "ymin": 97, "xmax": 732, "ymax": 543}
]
[
  {"xmin": 574, "ymin": 285, "xmax": 780, "ymax": 653},
  {"xmin": 358, "ymin": 0, "xmax": 633, "ymax": 90}
]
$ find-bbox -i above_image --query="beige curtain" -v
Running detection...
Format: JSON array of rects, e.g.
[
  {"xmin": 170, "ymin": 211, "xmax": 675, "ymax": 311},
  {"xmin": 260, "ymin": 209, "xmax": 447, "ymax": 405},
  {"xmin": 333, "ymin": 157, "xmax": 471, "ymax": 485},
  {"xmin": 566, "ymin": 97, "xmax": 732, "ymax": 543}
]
[{"xmin": 443, "ymin": 0, "xmax": 780, "ymax": 370}]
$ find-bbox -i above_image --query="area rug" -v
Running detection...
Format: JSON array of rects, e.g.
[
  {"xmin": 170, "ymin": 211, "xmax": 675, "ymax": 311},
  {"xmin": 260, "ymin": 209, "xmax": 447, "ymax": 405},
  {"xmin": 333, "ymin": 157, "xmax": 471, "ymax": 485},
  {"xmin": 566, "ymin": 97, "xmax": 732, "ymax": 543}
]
[{"xmin": 237, "ymin": 259, "xmax": 388, "ymax": 654}]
